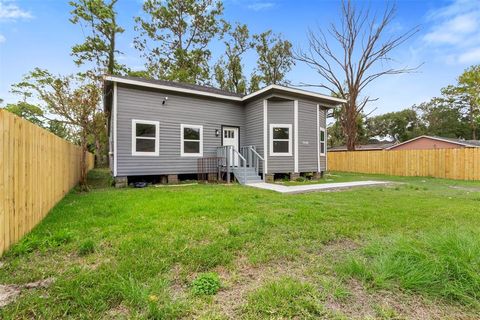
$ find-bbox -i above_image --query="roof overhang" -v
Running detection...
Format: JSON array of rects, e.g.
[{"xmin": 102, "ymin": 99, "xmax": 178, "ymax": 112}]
[
  {"xmin": 104, "ymin": 76, "xmax": 346, "ymax": 107},
  {"xmin": 387, "ymin": 135, "xmax": 478, "ymax": 149}
]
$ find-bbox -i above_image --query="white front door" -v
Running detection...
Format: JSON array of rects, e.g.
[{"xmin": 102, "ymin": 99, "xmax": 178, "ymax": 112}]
[{"xmin": 222, "ymin": 127, "xmax": 239, "ymax": 166}]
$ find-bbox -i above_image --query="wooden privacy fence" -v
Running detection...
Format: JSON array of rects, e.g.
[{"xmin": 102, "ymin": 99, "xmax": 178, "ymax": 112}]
[
  {"xmin": 0, "ymin": 110, "xmax": 94, "ymax": 256},
  {"xmin": 328, "ymin": 148, "xmax": 480, "ymax": 181}
]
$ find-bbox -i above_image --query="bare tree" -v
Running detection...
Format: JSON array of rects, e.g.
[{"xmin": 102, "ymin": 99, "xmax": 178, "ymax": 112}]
[{"xmin": 295, "ymin": 0, "xmax": 419, "ymax": 150}]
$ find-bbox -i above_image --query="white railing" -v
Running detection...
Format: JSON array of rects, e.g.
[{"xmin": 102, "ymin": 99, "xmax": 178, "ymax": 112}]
[
  {"xmin": 217, "ymin": 145, "xmax": 247, "ymax": 183},
  {"xmin": 240, "ymin": 145, "xmax": 265, "ymax": 181}
]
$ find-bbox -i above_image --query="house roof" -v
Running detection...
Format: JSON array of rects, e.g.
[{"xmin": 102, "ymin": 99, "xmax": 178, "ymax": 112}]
[
  {"xmin": 329, "ymin": 142, "xmax": 396, "ymax": 152},
  {"xmin": 104, "ymin": 75, "xmax": 347, "ymax": 106},
  {"xmin": 387, "ymin": 135, "xmax": 480, "ymax": 150}
]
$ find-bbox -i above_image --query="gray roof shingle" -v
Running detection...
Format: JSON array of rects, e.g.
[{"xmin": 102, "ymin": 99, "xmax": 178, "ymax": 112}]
[{"xmin": 108, "ymin": 75, "xmax": 244, "ymax": 98}]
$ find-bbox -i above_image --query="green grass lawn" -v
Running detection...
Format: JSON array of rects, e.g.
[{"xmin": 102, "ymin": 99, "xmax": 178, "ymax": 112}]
[{"xmin": 0, "ymin": 170, "xmax": 479, "ymax": 319}]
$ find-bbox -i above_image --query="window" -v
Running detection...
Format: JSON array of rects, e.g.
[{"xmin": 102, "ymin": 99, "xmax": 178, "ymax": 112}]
[
  {"xmin": 320, "ymin": 127, "xmax": 326, "ymax": 156},
  {"xmin": 132, "ymin": 120, "xmax": 159, "ymax": 156},
  {"xmin": 270, "ymin": 124, "xmax": 292, "ymax": 156},
  {"xmin": 181, "ymin": 124, "xmax": 203, "ymax": 156}
]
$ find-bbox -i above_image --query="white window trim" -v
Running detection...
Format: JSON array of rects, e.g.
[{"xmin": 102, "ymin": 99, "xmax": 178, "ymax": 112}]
[
  {"xmin": 263, "ymin": 99, "xmax": 268, "ymax": 173},
  {"xmin": 316, "ymin": 104, "xmax": 320, "ymax": 172},
  {"xmin": 270, "ymin": 124, "xmax": 293, "ymax": 157},
  {"xmin": 294, "ymin": 100, "xmax": 299, "ymax": 173},
  {"xmin": 181, "ymin": 124, "xmax": 203, "ymax": 157},
  {"xmin": 320, "ymin": 127, "xmax": 326, "ymax": 156},
  {"xmin": 113, "ymin": 83, "xmax": 118, "ymax": 176},
  {"xmin": 132, "ymin": 119, "xmax": 160, "ymax": 156}
]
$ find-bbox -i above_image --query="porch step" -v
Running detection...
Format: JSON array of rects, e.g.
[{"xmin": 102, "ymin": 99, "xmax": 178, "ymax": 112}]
[{"xmin": 232, "ymin": 167, "xmax": 263, "ymax": 185}]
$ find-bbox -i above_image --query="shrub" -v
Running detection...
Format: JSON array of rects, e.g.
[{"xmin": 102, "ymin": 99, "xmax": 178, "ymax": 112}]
[
  {"xmin": 78, "ymin": 239, "xmax": 95, "ymax": 256},
  {"xmin": 191, "ymin": 272, "xmax": 221, "ymax": 296}
]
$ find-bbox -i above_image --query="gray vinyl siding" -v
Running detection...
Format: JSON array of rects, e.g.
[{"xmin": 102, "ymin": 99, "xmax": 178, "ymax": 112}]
[
  {"xmin": 267, "ymin": 99, "xmax": 295, "ymax": 173},
  {"xmin": 116, "ymin": 85, "xmax": 244, "ymax": 176},
  {"xmin": 319, "ymin": 106, "xmax": 327, "ymax": 171},
  {"xmin": 298, "ymin": 100, "xmax": 318, "ymax": 172},
  {"xmin": 244, "ymin": 99, "xmax": 264, "ymax": 171}
]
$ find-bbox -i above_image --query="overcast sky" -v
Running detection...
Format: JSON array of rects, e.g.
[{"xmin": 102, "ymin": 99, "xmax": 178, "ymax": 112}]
[{"xmin": 1, "ymin": 0, "xmax": 479, "ymax": 116}]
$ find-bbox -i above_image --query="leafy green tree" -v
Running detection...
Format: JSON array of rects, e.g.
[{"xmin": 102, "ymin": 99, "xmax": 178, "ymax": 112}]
[
  {"xmin": 441, "ymin": 65, "xmax": 480, "ymax": 139},
  {"xmin": 415, "ymin": 98, "xmax": 470, "ymax": 139},
  {"xmin": 365, "ymin": 108, "xmax": 424, "ymax": 142},
  {"xmin": 12, "ymin": 68, "xmax": 102, "ymax": 190},
  {"xmin": 48, "ymin": 119, "xmax": 73, "ymax": 141},
  {"xmin": 70, "ymin": 0, "xmax": 125, "ymax": 166},
  {"xmin": 248, "ymin": 74, "xmax": 262, "ymax": 93},
  {"xmin": 2, "ymin": 100, "xmax": 73, "ymax": 139},
  {"xmin": 214, "ymin": 23, "xmax": 253, "ymax": 94},
  {"xmin": 253, "ymin": 30, "xmax": 294, "ymax": 87},
  {"xmin": 3, "ymin": 102, "xmax": 45, "ymax": 127},
  {"xmin": 328, "ymin": 105, "xmax": 368, "ymax": 147},
  {"xmin": 70, "ymin": 0, "xmax": 126, "ymax": 76},
  {"xmin": 127, "ymin": 70, "xmax": 152, "ymax": 79},
  {"xmin": 134, "ymin": 0, "xmax": 226, "ymax": 84}
]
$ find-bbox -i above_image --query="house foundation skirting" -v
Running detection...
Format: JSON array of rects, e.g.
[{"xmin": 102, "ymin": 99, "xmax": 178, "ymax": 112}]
[
  {"xmin": 114, "ymin": 176, "xmax": 128, "ymax": 188},
  {"xmin": 168, "ymin": 174, "xmax": 179, "ymax": 184},
  {"xmin": 290, "ymin": 172, "xmax": 300, "ymax": 181},
  {"xmin": 265, "ymin": 174, "xmax": 274, "ymax": 183},
  {"xmin": 313, "ymin": 171, "xmax": 323, "ymax": 179}
]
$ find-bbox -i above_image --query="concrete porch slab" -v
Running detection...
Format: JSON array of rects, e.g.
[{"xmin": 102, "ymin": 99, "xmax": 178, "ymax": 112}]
[{"xmin": 246, "ymin": 180, "xmax": 390, "ymax": 194}]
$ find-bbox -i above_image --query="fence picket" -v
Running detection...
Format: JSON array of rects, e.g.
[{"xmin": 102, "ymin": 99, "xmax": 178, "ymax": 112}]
[
  {"xmin": 0, "ymin": 110, "xmax": 94, "ymax": 256},
  {"xmin": 328, "ymin": 148, "xmax": 480, "ymax": 181}
]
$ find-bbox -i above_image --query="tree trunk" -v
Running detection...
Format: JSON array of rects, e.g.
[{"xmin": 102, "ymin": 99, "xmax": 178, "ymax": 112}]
[{"xmin": 344, "ymin": 100, "xmax": 357, "ymax": 151}]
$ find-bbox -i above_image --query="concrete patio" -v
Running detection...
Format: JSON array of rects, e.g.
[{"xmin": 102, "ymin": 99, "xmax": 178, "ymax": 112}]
[{"xmin": 246, "ymin": 180, "xmax": 391, "ymax": 194}]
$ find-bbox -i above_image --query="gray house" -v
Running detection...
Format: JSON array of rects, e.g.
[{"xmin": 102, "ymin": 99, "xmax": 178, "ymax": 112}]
[{"xmin": 104, "ymin": 76, "xmax": 345, "ymax": 186}]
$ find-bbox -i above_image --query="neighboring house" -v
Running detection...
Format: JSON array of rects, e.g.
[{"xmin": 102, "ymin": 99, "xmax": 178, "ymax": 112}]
[
  {"xmin": 104, "ymin": 76, "xmax": 346, "ymax": 186},
  {"xmin": 387, "ymin": 135, "xmax": 480, "ymax": 151},
  {"xmin": 329, "ymin": 142, "xmax": 396, "ymax": 152}
]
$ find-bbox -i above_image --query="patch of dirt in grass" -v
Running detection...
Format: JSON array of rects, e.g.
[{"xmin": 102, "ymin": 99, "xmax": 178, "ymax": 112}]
[
  {"xmin": 169, "ymin": 263, "xmax": 187, "ymax": 299},
  {"xmin": 450, "ymin": 185, "xmax": 480, "ymax": 192},
  {"xmin": 321, "ymin": 238, "xmax": 360, "ymax": 254},
  {"xmin": 210, "ymin": 255, "xmax": 312, "ymax": 319},
  {"xmin": 105, "ymin": 303, "xmax": 130, "ymax": 319},
  {"xmin": 324, "ymin": 279, "xmax": 474, "ymax": 320},
  {"xmin": 199, "ymin": 238, "xmax": 360, "ymax": 319},
  {"xmin": 0, "ymin": 278, "xmax": 55, "ymax": 308}
]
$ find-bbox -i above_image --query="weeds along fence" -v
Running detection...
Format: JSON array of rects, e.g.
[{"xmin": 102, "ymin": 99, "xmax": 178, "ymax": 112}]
[
  {"xmin": 328, "ymin": 148, "xmax": 480, "ymax": 181},
  {"xmin": 0, "ymin": 110, "xmax": 94, "ymax": 256}
]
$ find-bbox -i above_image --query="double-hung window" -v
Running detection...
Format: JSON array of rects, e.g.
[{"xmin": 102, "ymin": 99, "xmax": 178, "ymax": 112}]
[
  {"xmin": 181, "ymin": 124, "xmax": 203, "ymax": 157},
  {"xmin": 270, "ymin": 124, "xmax": 292, "ymax": 156},
  {"xmin": 132, "ymin": 119, "xmax": 159, "ymax": 156},
  {"xmin": 319, "ymin": 127, "xmax": 326, "ymax": 156}
]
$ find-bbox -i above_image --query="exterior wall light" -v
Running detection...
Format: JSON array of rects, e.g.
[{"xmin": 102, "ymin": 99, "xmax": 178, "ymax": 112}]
[{"xmin": 215, "ymin": 129, "xmax": 220, "ymax": 137}]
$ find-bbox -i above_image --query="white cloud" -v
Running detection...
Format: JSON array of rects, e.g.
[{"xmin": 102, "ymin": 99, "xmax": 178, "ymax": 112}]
[
  {"xmin": 423, "ymin": 0, "xmax": 480, "ymax": 65},
  {"xmin": 0, "ymin": 34, "xmax": 5, "ymax": 43},
  {"xmin": 458, "ymin": 47, "xmax": 480, "ymax": 64},
  {"xmin": 247, "ymin": 2, "xmax": 274, "ymax": 11},
  {"xmin": 0, "ymin": 0, "xmax": 32, "ymax": 21},
  {"xmin": 424, "ymin": 12, "xmax": 478, "ymax": 45}
]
